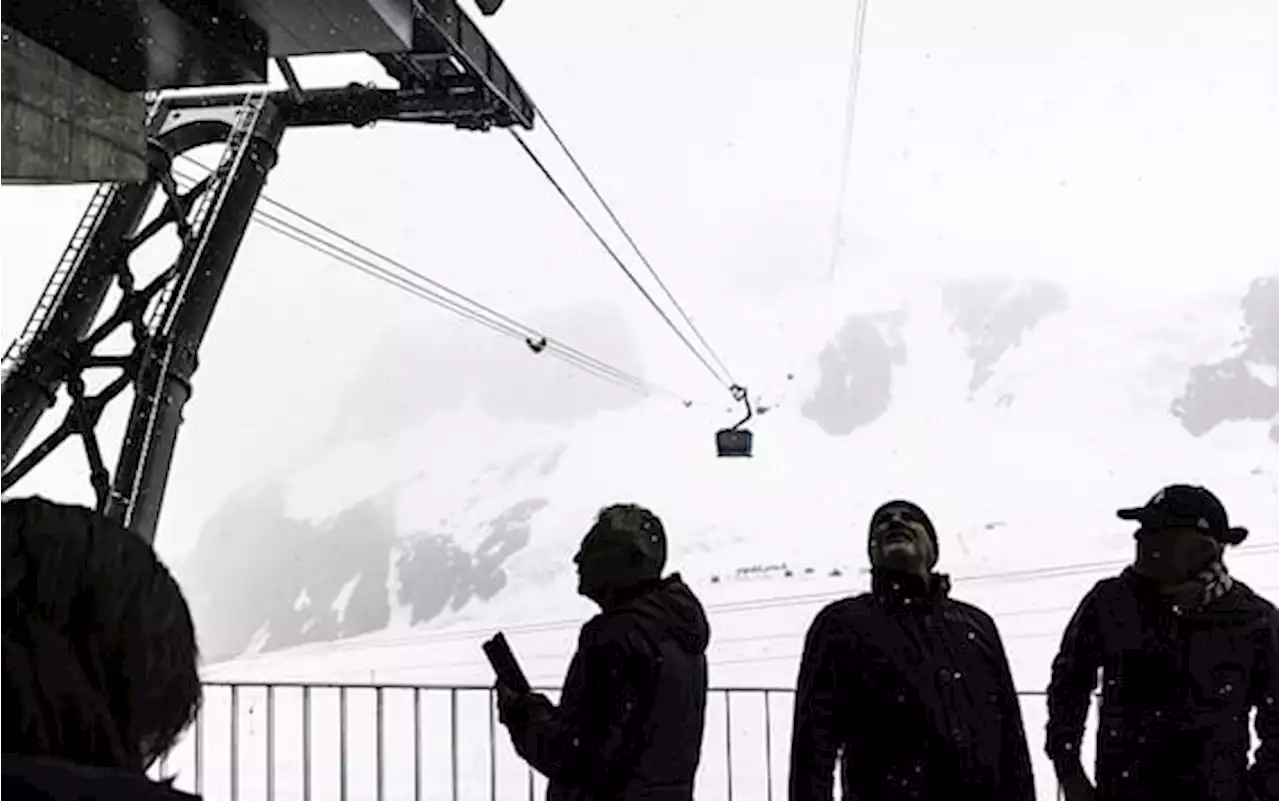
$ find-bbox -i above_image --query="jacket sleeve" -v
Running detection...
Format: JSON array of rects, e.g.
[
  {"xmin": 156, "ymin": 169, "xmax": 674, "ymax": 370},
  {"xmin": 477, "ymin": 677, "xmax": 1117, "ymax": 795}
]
[
  {"xmin": 1045, "ymin": 585, "xmax": 1102, "ymax": 764},
  {"xmin": 1248, "ymin": 603, "xmax": 1279, "ymax": 801},
  {"xmin": 984, "ymin": 613, "xmax": 1035, "ymax": 801},
  {"xmin": 789, "ymin": 604, "xmax": 847, "ymax": 801},
  {"xmin": 504, "ymin": 624, "xmax": 648, "ymax": 792}
]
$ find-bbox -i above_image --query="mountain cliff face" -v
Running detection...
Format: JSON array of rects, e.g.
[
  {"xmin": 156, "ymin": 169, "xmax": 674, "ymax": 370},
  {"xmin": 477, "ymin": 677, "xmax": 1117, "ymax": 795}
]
[
  {"xmin": 1172, "ymin": 277, "xmax": 1279, "ymax": 441},
  {"xmin": 179, "ymin": 274, "xmax": 1278, "ymax": 663}
]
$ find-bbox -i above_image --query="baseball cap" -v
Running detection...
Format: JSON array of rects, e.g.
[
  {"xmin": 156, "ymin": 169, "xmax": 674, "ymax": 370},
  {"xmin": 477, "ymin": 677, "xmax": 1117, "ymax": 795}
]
[{"xmin": 1117, "ymin": 484, "xmax": 1249, "ymax": 545}]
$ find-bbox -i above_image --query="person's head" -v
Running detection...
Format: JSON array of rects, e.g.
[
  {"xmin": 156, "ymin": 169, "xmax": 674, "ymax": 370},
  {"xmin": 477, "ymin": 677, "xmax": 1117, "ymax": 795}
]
[
  {"xmin": 1120, "ymin": 485, "xmax": 1249, "ymax": 586},
  {"xmin": 2, "ymin": 497, "xmax": 201, "ymax": 772},
  {"xmin": 868, "ymin": 500, "xmax": 938, "ymax": 578},
  {"xmin": 574, "ymin": 504, "xmax": 666, "ymax": 606}
]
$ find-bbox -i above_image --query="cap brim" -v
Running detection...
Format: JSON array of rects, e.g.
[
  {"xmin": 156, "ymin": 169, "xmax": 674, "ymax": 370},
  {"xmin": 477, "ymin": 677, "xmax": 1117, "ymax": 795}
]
[
  {"xmin": 1117, "ymin": 507, "xmax": 1150, "ymax": 521},
  {"xmin": 1223, "ymin": 526, "xmax": 1250, "ymax": 545}
]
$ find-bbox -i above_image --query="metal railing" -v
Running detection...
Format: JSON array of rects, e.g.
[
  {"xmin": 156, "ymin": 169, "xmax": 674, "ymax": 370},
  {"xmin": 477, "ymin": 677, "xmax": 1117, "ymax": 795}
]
[{"xmin": 154, "ymin": 682, "xmax": 1074, "ymax": 800}]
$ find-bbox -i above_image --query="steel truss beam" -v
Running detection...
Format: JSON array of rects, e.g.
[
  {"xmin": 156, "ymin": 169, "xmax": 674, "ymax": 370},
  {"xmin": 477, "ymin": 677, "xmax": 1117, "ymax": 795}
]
[
  {"xmin": 1, "ymin": 92, "xmax": 286, "ymax": 542},
  {"xmin": 2, "ymin": 2, "xmax": 535, "ymax": 544}
]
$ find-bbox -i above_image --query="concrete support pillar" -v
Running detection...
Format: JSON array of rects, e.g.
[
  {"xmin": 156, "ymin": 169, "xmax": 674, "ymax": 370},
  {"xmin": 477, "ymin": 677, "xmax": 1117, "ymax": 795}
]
[{"xmin": 1, "ymin": 24, "xmax": 147, "ymax": 185}]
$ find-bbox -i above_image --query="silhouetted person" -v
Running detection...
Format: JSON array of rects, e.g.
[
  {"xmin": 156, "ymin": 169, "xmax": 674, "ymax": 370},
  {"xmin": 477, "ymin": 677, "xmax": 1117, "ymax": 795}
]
[
  {"xmin": 2, "ymin": 497, "xmax": 202, "ymax": 801},
  {"xmin": 1047, "ymin": 484, "xmax": 1278, "ymax": 801},
  {"xmin": 790, "ymin": 500, "xmax": 1034, "ymax": 801},
  {"xmin": 496, "ymin": 504, "xmax": 710, "ymax": 800}
]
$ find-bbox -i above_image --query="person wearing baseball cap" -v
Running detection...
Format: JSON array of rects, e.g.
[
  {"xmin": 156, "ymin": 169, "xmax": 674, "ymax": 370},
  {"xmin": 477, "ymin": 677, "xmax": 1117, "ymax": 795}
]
[
  {"xmin": 1118, "ymin": 483, "xmax": 1251, "ymax": 546},
  {"xmin": 1047, "ymin": 484, "xmax": 1278, "ymax": 801},
  {"xmin": 790, "ymin": 500, "xmax": 1034, "ymax": 801},
  {"xmin": 496, "ymin": 504, "xmax": 710, "ymax": 801}
]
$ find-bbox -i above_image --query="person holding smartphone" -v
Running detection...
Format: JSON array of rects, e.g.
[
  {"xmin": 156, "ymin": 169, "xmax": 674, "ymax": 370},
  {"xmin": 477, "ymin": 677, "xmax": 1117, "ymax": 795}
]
[{"xmin": 495, "ymin": 503, "xmax": 711, "ymax": 801}]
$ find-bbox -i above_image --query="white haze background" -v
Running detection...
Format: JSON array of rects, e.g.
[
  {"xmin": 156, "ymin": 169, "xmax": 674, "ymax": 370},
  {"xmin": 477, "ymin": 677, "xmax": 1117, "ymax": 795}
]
[{"xmin": 1, "ymin": 0, "xmax": 1277, "ymax": 798}]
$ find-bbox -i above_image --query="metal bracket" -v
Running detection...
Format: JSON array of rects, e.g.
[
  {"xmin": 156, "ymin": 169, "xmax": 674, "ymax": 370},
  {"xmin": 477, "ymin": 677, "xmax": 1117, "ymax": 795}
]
[
  {"xmin": 376, "ymin": 0, "xmax": 536, "ymax": 129},
  {"xmin": 728, "ymin": 384, "xmax": 753, "ymax": 431}
]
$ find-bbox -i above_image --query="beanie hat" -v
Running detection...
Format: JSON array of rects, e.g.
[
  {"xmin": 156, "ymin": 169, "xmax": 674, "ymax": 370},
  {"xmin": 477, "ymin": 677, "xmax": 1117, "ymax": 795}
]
[{"xmin": 869, "ymin": 500, "xmax": 939, "ymax": 565}]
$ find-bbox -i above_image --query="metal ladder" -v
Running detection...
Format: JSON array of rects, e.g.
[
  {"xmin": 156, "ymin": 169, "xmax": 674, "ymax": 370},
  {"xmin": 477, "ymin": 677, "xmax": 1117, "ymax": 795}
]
[
  {"xmin": 146, "ymin": 89, "xmax": 270, "ymax": 338},
  {"xmin": 0, "ymin": 183, "xmax": 117, "ymax": 382}
]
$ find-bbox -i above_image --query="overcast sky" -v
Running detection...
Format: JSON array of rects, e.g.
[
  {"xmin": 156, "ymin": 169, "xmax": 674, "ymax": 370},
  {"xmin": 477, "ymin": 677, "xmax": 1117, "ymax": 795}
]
[{"xmin": 1, "ymin": 0, "xmax": 1275, "ymax": 557}]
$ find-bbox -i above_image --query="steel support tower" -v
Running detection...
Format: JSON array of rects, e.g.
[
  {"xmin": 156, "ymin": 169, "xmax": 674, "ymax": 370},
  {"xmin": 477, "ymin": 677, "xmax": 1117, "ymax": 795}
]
[{"xmin": 0, "ymin": 1, "xmax": 535, "ymax": 544}]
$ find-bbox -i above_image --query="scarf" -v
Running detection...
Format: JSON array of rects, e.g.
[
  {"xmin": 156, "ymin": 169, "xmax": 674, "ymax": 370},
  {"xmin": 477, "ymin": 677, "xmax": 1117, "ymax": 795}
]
[{"xmin": 1162, "ymin": 560, "xmax": 1233, "ymax": 616}]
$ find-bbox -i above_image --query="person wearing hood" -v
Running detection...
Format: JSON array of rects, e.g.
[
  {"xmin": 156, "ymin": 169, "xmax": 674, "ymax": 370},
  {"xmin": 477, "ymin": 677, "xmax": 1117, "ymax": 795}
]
[
  {"xmin": 497, "ymin": 503, "xmax": 711, "ymax": 801},
  {"xmin": 789, "ymin": 500, "xmax": 1035, "ymax": 801},
  {"xmin": 2, "ymin": 497, "xmax": 202, "ymax": 801},
  {"xmin": 1047, "ymin": 484, "xmax": 1278, "ymax": 801}
]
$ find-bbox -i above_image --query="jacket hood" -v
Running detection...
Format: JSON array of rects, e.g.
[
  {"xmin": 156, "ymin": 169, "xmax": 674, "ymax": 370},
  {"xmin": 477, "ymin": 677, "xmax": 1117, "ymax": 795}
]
[
  {"xmin": 3, "ymin": 755, "xmax": 201, "ymax": 801},
  {"xmin": 618, "ymin": 573, "xmax": 711, "ymax": 655}
]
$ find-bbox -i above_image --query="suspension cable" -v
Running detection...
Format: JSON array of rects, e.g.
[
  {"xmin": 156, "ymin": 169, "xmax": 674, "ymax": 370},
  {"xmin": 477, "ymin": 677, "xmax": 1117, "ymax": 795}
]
[
  {"xmin": 510, "ymin": 129, "xmax": 737, "ymax": 394},
  {"xmin": 247, "ymin": 184, "xmax": 671, "ymax": 394},
  {"xmin": 826, "ymin": 0, "xmax": 871, "ymax": 282},
  {"xmin": 534, "ymin": 109, "xmax": 739, "ymax": 386},
  {"xmin": 170, "ymin": 165, "xmax": 700, "ymax": 403},
  {"xmin": 255, "ymin": 213, "xmax": 658, "ymax": 394},
  {"xmin": 252, "ymin": 208, "xmax": 679, "ymax": 398}
]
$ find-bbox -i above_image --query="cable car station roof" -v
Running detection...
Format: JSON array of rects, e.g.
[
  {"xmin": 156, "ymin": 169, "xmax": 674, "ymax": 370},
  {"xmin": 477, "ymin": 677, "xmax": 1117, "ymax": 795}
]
[{"xmin": 1, "ymin": 0, "xmax": 532, "ymax": 185}]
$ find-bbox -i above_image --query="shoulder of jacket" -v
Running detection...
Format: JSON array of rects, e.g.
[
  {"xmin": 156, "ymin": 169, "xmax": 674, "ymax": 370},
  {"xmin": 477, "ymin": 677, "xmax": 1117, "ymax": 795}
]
[
  {"xmin": 944, "ymin": 597, "xmax": 997, "ymax": 627},
  {"xmin": 578, "ymin": 612, "xmax": 612, "ymax": 644},
  {"xmin": 813, "ymin": 594, "xmax": 874, "ymax": 626},
  {"xmin": 580, "ymin": 609, "xmax": 652, "ymax": 650},
  {"xmin": 1229, "ymin": 580, "xmax": 1279, "ymax": 617},
  {"xmin": 1087, "ymin": 574, "xmax": 1129, "ymax": 599}
]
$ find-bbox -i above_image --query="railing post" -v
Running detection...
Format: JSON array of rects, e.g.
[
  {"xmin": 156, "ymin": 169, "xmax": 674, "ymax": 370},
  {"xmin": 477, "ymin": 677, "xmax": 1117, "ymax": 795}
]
[
  {"xmin": 230, "ymin": 686, "xmax": 239, "ymax": 801},
  {"xmin": 339, "ymin": 687, "xmax": 348, "ymax": 801},
  {"xmin": 763, "ymin": 689, "xmax": 774, "ymax": 801},
  {"xmin": 489, "ymin": 687, "xmax": 498, "ymax": 801},
  {"xmin": 302, "ymin": 687, "xmax": 312, "ymax": 801},
  {"xmin": 451, "ymin": 689, "xmax": 460, "ymax": 801},
  {"xmin": 193, "ymin": 701, "xmax": 204, "ymax": 795},
  {"xmin": 266, "ymin": 686, "xmax": 275, "ymax": 801},
  {"xmin": 376, "ymin": 688, "xmax": 385, "ymax": 801},
  {"xmin": 413, "ymin": 689, "xmax": 422, "ymax": 801},
  {"xmin": 724, "ymin": 689, "xmax": 734, "ymax": 801}
]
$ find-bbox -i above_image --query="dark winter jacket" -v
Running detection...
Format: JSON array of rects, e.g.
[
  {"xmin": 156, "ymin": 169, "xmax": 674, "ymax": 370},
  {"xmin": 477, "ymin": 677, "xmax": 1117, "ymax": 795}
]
[
  {"xmin": 1046, "ymin": 569, "xmax": 1279, "ymax": 801},
  {"xmin": 789, "ymin": 570, "xmax": 1035, "ymax": 801},
  {"xmin": 503, "ymin": 574, "xmax": 711, "ymax": 801},
  {"xmin": 3, "ymin": 754, "xmax": 201, "ymax": 801}
]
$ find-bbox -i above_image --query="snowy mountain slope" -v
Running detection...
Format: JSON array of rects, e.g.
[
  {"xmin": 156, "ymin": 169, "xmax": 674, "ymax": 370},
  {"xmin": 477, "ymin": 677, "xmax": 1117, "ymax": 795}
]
[{"xmin": 185, "ymin": 271, "xmax": 1279, "ymax": 688}]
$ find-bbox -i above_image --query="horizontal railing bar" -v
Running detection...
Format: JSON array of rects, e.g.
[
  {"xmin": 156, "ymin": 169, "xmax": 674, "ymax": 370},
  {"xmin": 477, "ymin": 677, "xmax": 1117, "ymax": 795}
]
[{"xmin": 202, "ymin": 680, "xmax": 1052, "ymax": 695}]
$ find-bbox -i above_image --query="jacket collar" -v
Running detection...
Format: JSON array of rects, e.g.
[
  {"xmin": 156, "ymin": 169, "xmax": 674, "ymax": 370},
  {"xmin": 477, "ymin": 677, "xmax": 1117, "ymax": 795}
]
[{"xmin": 871, "ymin": 568, "xmax": 951, "ymax": 609}]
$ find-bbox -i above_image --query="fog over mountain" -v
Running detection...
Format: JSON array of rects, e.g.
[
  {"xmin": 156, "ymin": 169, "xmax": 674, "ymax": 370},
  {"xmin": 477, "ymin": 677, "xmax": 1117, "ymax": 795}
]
[{"xmin": 179, "ymin": 273, "xmax": 1278, "ymax": 663}]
